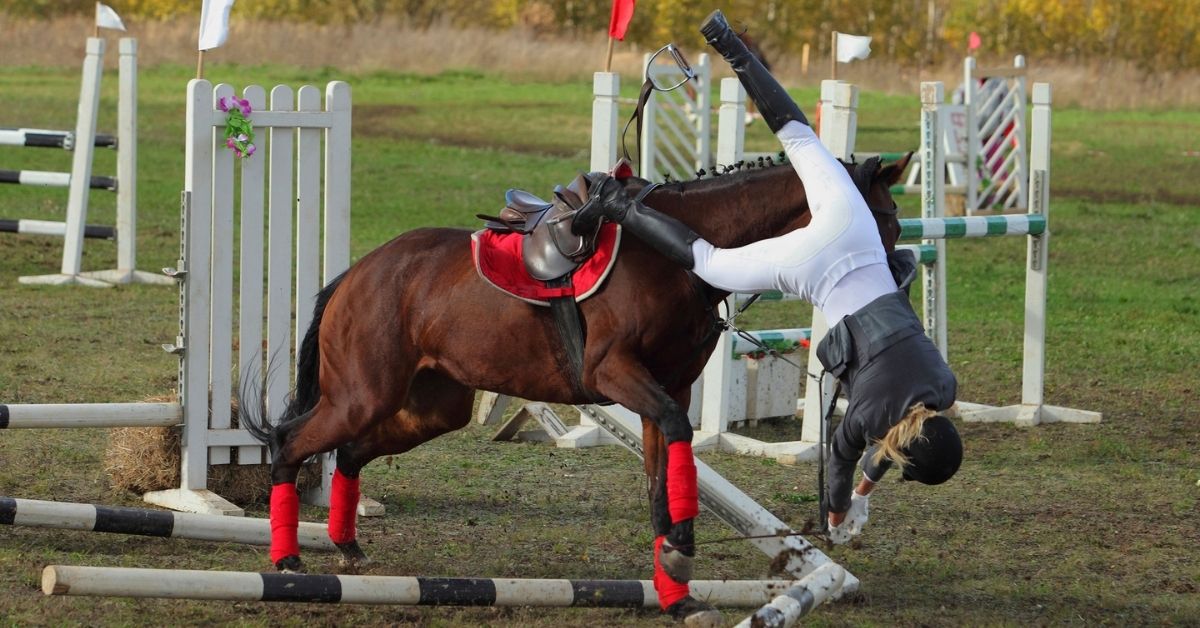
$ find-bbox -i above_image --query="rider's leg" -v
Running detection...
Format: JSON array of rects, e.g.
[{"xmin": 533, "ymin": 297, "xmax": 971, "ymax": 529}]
[
  {"xmin": 700, "ymin": 10, "xmax": 808, "ymax": 133},
  {"xmin": 701, "ymin": 10, "xmax": 863, "ymax": 219},
  {"xmin": 571, "ymin": 177, "xmax": 699, "ymax": 269}
]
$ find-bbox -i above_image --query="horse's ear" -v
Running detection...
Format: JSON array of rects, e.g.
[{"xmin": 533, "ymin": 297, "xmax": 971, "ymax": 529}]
[{"xmin": 878, "ymin": 152, "xmax": 914, "ymax": 187}]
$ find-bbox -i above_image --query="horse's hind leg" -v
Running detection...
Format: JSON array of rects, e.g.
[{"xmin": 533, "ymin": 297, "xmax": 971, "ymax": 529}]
[
  {"xmin": 268, "ymin": 397, "xmax": 400, "ymax": 572},
  {"xmin": 323, "ymin": 370, "xmax": 476, "ymax": 570}
]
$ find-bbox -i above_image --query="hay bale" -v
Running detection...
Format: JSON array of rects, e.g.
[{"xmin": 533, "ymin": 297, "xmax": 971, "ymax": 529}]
[
  {"xmin": 104, "ymin": 395, "xmax": 320, "ymax": 506},
  {"xmin": 945, "ymin": 193, "xmax": 966, "ymax": 216}
]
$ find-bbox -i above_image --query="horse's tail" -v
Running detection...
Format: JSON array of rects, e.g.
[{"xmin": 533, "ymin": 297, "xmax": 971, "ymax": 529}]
[{"xmin": 241, "ymin": 273, "xmax": 347, "ymax": 456}]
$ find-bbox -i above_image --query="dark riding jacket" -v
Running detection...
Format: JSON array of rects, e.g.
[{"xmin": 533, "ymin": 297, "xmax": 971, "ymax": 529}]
[{"xmin": 817, "ymin": 249, "xmax": 958, "ymax": 513}]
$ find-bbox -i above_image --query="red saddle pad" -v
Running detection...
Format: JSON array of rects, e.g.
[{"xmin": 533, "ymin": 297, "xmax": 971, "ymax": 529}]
[{"xmin": 471, "ymin": 224, "xmax": 621, "ymax": 306}]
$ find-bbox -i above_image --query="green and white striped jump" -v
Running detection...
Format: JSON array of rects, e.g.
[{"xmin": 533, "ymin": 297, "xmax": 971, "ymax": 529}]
[{"xmin": 898, "ymin": 214, "xmax": 1045, "ymax": 240}]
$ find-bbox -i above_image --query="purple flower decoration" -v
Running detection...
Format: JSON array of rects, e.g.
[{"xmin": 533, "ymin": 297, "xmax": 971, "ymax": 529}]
[
  {"xmin": 219, "ymin": 94, "xmax": 256, "ymax": 159},
  {"xmin": 217, "ymin": 95, "xmax": 252, "ymax": 116}
]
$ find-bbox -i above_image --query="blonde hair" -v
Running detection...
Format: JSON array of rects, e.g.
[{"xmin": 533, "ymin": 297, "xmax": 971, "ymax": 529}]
[{"xmin": 872, "ymin": 402, "xmax": 939, "ymax": 468}]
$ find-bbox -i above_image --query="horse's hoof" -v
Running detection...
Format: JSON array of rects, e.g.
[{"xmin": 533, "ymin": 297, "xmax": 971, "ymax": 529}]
[
  {"xmin": 274, "ymin": 555, "xmax": 305, "ymax": 573},
  {"xmin": 667, "ymin": 596, "xmax": 723, "ymax": 628},
  {"xmin": 335, "ymin": 540, "xmax": 371, "ymax": 569},
  {"xmin": 658, "ymin": 541, "xmax": 694, "ymax": 583}
]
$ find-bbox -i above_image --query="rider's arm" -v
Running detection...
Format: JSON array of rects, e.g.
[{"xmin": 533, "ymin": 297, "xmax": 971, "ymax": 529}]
[{"xmin": 825, "ymin": 415, "xmax": 867, "ymax": 517}]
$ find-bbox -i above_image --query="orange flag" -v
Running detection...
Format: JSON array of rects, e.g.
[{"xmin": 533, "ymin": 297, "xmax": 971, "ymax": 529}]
[{"xmin": 609, "ymin": 0, "xmax": 636, "ymax": 41}]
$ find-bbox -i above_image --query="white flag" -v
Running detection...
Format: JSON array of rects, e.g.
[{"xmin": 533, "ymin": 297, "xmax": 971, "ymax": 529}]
[
  {"xmin": 199, "ymin": 0, "xmax": 237, "ymax": 51},
  {"xmin": 95, "ymin": 2, "xmax": 126, "ymax": 32},
  {"xmin": 835, "ymin": 32, "xmax": 872, "ymax": 63}
]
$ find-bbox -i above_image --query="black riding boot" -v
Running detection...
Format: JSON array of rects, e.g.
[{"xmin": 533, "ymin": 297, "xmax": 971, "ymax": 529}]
[
  {"xmin": 700, "ymin": 10, "xmax": 809, "ymax": 133},
  {"xmin": 572, "ymin": 177, "xmax": 699, "ymax": 269}
]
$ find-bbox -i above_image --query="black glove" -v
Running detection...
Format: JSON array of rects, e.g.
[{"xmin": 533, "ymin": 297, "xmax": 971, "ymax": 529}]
[{"xmin": 572, "ymin": 174, "xmax": 633, "ymax": 235}]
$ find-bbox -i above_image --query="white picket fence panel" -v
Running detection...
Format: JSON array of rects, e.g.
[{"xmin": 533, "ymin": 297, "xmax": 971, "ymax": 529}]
[{"xmin": 144, "ymin": 79, "xmax": 351, "ymax": 515}]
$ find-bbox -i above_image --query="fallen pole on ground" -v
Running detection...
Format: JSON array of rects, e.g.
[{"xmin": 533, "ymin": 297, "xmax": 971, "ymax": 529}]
[
  {"xmin": 43, "ymin": 566, "xmax": 809, "ymax": 608},
  {"xmin": 734, "ymin": 562, "xmax": 845, "ymax": 628}
]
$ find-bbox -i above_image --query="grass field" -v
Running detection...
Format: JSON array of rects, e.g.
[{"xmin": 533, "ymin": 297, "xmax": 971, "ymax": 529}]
[{"xmin": 1, "ymin": 54, "xmax": 1199, "ymax": 627}]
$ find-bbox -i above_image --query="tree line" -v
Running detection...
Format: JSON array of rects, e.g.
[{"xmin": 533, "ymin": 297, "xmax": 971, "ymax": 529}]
[{"xmin": 5, "ymin": 0, "xmax": 1196, "ymax": 71}]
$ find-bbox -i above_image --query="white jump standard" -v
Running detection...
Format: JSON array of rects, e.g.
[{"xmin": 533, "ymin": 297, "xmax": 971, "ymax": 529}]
[
  {"xmin": 0, "ymin": 169, "xmax": 117, "ymax": 190},
  {"xmin": 42, "ymin": 565, "xmax": 825, "ymax": 610},
  {"xmin": 4, "ymin": 37, "xmax": 168, "ymax": 287},
  {"xmin": 913, "ymin": 81, "xmax": 1100, "ymax": 425}
]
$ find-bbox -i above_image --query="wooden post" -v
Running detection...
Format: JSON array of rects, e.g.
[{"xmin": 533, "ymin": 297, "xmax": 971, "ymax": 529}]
[{"xmin": 604, "ymin": 37, "xmax": 615, "ymax": 72}]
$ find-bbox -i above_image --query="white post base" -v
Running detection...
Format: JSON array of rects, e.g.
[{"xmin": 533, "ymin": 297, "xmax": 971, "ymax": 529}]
[
  {"xmin": 717, "ymin": 434, "xmax": 820, "ymax": 465},
  {"xmin": 357, "ymin": 496, "xmax": 385, "ymax": 517},
  {"xmin": 79, "ymin": 269, "xmax": 175, "ymax": 286},
  {"xmin": 952, "ymin": 401, "xmax": 1102, "ymax": 426},
  {"xmin": 143, "ymin": 488, "xmax": 244, "ymax": 517},
  {"xmin": 475, "ymin": 392, "xmax": 511, "ymax": 425},
  {"xmin": 18, "ymin": 273, "xmax": 115, "ymax": 288},
  {"xmin": 555, "ymin": 424, "xmax": 604, "ymax": 448}
]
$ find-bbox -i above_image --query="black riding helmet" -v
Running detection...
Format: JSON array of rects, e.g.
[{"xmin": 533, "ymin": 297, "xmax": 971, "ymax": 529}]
[{"xmin": 899, "ymin": 414, "xmax": 963, "ymax": 485}]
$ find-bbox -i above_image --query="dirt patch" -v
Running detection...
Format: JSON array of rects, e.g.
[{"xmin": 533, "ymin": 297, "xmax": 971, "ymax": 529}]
[{"xmin": 355, "ymin": 104, "xmax": 579, "ymax": 158}]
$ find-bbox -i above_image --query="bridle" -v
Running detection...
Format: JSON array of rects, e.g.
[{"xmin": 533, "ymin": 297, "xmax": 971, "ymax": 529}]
[{"xmin": 620, "ymin": 43, "xmax": 697, "ymax": 168}]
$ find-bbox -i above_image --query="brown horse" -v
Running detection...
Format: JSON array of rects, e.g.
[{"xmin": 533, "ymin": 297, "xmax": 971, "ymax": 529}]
[{"xmin": 244, "ymin": 154, "xmax": 910, "ymax": 622}]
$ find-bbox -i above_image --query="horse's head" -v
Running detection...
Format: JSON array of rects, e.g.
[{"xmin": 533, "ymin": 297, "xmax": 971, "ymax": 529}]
[{"xmin": 851, "ymin": 153, "xmax": 913, "ymax": 252}]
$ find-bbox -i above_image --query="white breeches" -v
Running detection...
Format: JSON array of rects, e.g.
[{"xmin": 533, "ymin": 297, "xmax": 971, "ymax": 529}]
[{"xmin": 690, "ymin": 122, "xmax": 896, "ymax": 323}]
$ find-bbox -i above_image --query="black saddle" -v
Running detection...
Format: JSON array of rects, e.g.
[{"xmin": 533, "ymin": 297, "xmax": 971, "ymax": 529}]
[{"xmin": 477, "ymin": 173, "xmax": 604, "ymax": 281}]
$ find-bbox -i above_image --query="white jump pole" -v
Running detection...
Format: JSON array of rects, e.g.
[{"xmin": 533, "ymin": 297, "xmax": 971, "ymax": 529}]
[
  {"xmin": 0, "ymin": 402, "xmax": 179, "ymax": 428},
  {"xmin": 1, "ymin": 497, "xmax": 334, "ymax": 550},
  {"xmin": 43, "ymin": 565, "xmax": 812, "ymax": 608},
  {"xmin": 734, "ymin": 562, "xmax": 845, "ymax": 628}
]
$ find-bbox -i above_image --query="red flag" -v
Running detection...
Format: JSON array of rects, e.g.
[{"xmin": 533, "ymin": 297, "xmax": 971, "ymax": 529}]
[
  {"xmin": 968, "ymin": 31, "xmax": 982, "ymax": 51},
  {"xmin": 609, "ymin": 0, "xmax": 636, "ymax": 41}
]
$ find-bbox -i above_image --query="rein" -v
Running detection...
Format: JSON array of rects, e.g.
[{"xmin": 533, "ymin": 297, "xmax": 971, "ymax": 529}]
[
  {"xmin": 620, "ymin": 43, "xmax": 697, "ymax": 170},
  {"xmin": 668, "ymin": 526, "xmax": 835, "ymax": 550},
  {"xmin": 712, "ymin": 293, "xmax": 805, "ymax": 371},
  {"xmin": 708, "ymin": 292, "xmax": 845, "ymax": 536}
]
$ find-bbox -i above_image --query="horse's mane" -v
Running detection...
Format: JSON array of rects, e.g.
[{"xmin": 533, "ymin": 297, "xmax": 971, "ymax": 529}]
[
  {"xmin": 652, "ymin": 151, "xmax": 882, "ymax": 200},
  {"xmin": 656, "ymin": 152, "xmax": 790, "ymax": 187}
]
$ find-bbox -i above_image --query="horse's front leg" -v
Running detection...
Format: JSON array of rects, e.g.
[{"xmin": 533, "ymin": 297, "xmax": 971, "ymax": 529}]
[{"xmin": 584, "ymin": 354, "xmax": 719, "ymax": 626}]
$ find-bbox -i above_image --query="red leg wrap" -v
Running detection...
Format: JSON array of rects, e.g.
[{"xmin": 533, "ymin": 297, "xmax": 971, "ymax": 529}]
[
  {"xmin": 653, "ymin": 535, "xmax": 691, "ymax": 610},
  {"xmin": 269, "ymin": 483, "xmax": 300, "ymax": 564},
  {"xmin": 666, "ymin": 441, "xmax": 699, "ymax": 523},
  {"xmin": 328, "ymin": 469, "xmax": 360, "ymax": 545}
]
